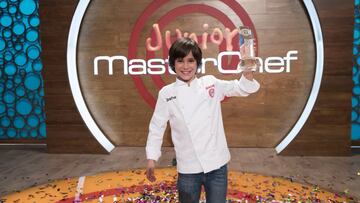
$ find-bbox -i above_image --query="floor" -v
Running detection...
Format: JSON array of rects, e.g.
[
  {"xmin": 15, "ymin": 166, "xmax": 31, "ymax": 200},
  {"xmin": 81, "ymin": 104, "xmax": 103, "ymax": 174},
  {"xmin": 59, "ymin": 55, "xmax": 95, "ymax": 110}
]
[{"xmin": 0, "ymin": 146, "xmax": 359, "ymax": 200}]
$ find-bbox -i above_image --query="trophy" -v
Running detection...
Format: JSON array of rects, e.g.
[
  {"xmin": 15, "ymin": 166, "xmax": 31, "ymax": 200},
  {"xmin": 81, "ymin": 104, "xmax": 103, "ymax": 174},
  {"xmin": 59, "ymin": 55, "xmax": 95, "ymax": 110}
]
[{"xmin": 238, "ymin": 26, "xmax": 259, "ymax": 72}]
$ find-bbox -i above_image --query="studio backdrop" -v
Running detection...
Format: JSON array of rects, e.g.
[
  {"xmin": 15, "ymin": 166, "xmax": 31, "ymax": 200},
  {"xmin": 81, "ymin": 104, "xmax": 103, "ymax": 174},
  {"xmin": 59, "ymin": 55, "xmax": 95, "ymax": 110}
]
[{"xmin": 40, "ymin": 0, "xmax": 353, "ymax": 155}]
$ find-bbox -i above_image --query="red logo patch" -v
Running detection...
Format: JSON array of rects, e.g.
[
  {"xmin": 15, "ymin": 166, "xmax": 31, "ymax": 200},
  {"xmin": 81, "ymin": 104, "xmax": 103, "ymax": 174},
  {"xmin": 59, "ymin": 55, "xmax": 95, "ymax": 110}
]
[{"xmin": 209, "ymin": 88, "xmax": 215, "ymax": 98}]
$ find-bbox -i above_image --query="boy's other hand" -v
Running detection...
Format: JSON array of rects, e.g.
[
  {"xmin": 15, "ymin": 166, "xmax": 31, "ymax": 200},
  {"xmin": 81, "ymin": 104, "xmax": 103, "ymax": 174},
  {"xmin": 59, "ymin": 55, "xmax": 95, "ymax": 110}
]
[{"xmin": 146, "ymin": 159, "xmax": 156, "ymax": 182}]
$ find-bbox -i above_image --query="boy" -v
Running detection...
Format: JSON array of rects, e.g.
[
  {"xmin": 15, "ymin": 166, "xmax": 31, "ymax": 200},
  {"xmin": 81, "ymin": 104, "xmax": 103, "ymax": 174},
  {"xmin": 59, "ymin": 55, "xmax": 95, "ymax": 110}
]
[{"xmin": 145, "ymin": 38, "xmax": 260, "ymax": 203}]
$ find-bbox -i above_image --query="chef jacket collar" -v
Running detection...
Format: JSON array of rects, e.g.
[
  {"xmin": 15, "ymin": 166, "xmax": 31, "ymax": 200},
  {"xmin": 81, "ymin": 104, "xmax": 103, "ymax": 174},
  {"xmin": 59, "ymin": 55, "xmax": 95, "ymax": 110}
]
[{"xmin": 175, "ymin": 77, "xmax": 199, "ymax": 87}]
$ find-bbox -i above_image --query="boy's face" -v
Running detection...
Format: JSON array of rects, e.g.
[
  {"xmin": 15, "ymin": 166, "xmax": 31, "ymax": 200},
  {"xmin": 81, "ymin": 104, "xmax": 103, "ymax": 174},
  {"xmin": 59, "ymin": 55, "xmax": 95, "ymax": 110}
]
[{"xmin": 174, "ymin": 51, "xmax": 197, "ymax": 83}]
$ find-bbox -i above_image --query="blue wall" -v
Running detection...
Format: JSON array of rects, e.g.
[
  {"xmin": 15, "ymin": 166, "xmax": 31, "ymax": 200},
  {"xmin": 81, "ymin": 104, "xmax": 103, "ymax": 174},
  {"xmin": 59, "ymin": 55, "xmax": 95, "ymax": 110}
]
[
  {"xmin": 0, "ymin": 0, "xmax": 45, "ymax": 140},
  {"xmin": 353, "ymin": 0, "xmax": 360, "ymax": 142}
]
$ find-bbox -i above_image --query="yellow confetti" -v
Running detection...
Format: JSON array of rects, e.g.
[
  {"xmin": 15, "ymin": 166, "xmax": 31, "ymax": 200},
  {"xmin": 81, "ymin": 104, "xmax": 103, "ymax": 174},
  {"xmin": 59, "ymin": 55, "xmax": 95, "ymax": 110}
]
[{"xmin": 1, "ymin": 168, "xmax": 354, "ymax": 202}]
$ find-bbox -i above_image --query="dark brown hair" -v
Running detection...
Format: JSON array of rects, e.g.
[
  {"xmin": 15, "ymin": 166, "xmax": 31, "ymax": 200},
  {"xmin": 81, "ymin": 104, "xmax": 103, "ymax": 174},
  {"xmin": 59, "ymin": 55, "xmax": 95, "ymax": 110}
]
[{"xmin": 168, "ymin": 38, "xmax": 202, "ymax": 72}]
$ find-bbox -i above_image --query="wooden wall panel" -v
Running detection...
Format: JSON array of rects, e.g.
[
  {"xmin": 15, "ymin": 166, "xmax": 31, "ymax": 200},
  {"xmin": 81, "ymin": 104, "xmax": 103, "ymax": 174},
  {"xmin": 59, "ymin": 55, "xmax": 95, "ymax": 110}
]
[
  {"xmin": 280, "ymin": 0, "xmax": 353, "ymax": 155},
  {"xmin": 40, "ymin": 0, "xmax": 107, "ymax": 153}
]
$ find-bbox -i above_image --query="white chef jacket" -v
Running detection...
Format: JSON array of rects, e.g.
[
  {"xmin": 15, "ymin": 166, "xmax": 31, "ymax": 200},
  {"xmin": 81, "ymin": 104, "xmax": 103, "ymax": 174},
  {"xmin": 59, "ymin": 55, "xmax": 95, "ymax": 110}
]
[{"xmin": 146, "ymin": 74, "xmax": 260, "ymax": 174}]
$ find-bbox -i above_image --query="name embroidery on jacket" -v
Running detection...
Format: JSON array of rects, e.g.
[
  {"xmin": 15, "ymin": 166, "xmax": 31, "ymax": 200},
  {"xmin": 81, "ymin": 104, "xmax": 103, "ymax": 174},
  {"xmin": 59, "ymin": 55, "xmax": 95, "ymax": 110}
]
[{"xmin": 166, "ymin": 96, "xmax": 176, "ymax": 102}]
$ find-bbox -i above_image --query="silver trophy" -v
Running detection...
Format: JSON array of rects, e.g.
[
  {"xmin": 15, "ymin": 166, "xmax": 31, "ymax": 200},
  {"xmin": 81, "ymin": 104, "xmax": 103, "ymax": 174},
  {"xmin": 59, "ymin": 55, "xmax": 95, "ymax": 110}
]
[{"xmin": 238, "ymin": 26, "xmax": 259, "ymax": 72}]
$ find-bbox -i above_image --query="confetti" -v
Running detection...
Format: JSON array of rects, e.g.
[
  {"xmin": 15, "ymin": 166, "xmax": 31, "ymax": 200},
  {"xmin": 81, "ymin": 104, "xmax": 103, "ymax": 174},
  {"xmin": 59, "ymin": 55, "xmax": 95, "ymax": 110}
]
[{"xmin": 1, "ymin": 168, "xmax": 356, "ymax": 202}]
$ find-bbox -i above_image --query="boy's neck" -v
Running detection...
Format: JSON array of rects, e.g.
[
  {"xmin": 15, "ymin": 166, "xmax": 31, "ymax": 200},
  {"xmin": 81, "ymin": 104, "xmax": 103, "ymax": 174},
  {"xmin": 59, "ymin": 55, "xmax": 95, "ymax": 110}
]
[{"xmin": 177, "ymin": 75, "xmax": 196, "ymax": 86}]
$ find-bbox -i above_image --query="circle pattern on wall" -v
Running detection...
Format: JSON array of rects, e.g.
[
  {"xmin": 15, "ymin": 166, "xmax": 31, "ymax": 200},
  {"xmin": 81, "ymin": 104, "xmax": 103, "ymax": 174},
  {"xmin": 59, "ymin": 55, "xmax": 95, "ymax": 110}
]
[
  {"xmin": 352, "ymin": 0, "xmax": 360, "ymax": 141},
  {"xmin": 0, "ymin": 0, "xmax": 46, "ymax": 140},
  {"xmin": 73, "ymin": 0, "xmax": 316, "ymax": 150}
]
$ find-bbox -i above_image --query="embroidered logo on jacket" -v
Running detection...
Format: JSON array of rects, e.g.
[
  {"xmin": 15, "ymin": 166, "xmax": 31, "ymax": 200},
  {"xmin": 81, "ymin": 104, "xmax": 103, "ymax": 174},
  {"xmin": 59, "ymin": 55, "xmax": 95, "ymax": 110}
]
[
  {"xmin": 208, "ymin": 88, "xmax": 215, "ymax": 98},
  {"xmin": 206, "ymin": 84, "xmax": 215, "ymax": 98},
  {"xmin": 205, "ymin": 84, "xmax": 215, "ymax": 90}
]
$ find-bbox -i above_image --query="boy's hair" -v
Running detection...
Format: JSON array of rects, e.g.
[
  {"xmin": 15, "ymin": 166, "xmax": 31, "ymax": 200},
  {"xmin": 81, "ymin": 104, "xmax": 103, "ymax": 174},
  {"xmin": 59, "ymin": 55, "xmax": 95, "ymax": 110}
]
[{"xmin": 168, "ymin": 38, "xmax": 202, "ymax": 72}]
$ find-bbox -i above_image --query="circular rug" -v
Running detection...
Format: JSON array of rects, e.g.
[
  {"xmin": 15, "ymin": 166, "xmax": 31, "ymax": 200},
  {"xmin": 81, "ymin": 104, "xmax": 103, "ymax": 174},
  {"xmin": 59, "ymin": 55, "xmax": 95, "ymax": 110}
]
[{"xmin": 0, "ymin": 168, "xmax": 355, "ymax": 202}]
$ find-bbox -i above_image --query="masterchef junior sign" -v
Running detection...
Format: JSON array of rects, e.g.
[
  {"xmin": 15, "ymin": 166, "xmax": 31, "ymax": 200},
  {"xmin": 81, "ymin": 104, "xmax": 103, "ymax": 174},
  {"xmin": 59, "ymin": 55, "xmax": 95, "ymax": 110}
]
[
  {"xmin": 67, "ymin": 0, "xmax": 323, "ymax": 153},
  {"xmin": 93, "ymin": 23, "xmax": 298, "ymax": 75}
]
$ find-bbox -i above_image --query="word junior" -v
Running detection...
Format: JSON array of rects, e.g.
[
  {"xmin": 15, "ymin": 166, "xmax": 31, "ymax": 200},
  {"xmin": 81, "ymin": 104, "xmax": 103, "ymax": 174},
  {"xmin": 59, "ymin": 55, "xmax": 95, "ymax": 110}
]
[{"xmin": 146, "ymin": 23, "xmax": 241, "ymax": 51}]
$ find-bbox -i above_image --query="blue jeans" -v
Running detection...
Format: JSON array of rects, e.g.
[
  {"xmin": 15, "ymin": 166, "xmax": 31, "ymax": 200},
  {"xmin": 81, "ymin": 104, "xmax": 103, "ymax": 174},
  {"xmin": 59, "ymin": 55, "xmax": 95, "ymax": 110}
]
[{"xmin": 177, "ymin": 164, "xmax": 228, "ymax": 203}]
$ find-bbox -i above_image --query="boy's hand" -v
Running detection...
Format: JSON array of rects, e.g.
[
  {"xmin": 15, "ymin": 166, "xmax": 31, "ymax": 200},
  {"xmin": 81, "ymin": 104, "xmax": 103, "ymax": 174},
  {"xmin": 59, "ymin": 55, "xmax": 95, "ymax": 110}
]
[
  {"xmin": 238, "ymin": 59, "xmax": 257, "ymax": 81},
  {"xmin": 146, "ymin": 159, "xmax": 156, "ymax": 182}
]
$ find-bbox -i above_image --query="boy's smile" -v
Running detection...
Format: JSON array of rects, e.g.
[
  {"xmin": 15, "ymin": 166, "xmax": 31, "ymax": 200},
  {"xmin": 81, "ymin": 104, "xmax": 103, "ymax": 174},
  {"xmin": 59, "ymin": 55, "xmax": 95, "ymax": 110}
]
[{"xmin": 174, "ymin": 52, "xmax": 197, "ymax": 84}]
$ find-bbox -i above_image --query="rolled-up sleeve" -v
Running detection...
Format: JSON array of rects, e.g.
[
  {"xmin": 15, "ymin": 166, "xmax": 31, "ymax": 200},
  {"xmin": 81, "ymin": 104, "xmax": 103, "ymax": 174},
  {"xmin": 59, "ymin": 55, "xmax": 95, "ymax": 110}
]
[
  {"xmin": 145, "ymin": 89, "xmax": 170, "ymax": 161},
  {"xmin": 217, "ymin": 75, "xmax": 260, "ymax": 99}
]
